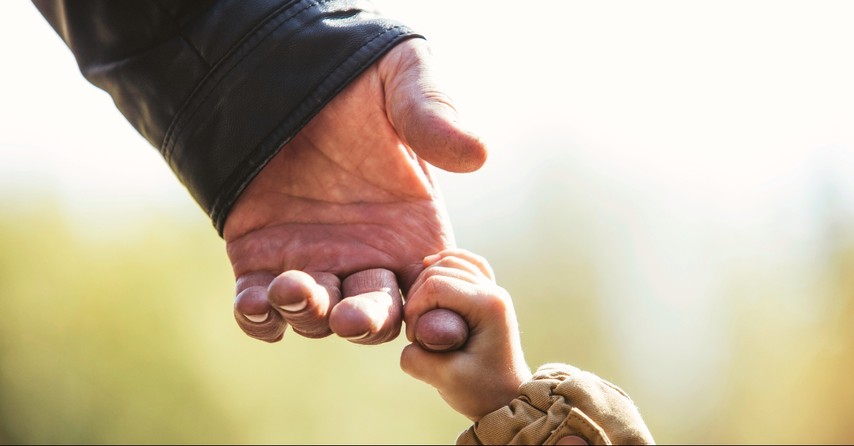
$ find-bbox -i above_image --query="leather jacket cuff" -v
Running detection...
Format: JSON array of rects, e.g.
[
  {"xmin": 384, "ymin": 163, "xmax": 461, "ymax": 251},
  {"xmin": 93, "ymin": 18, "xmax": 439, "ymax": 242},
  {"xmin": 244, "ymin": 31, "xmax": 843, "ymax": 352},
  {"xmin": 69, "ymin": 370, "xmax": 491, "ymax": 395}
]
[
  {"xmin": 35, "ymin": 0, "xmax": 420, "ymax": 235},
  {"xmin": 166, "ymin": 2, "xmax": 420, "ymax": 234}
]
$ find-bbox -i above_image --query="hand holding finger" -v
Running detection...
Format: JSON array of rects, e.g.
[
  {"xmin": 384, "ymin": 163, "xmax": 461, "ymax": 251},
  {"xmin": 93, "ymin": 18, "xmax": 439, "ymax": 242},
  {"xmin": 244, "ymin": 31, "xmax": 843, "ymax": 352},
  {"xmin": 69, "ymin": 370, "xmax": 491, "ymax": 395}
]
[{"xmin": 405, "ymin": 250, "xmax": 496, "ymax": 345}]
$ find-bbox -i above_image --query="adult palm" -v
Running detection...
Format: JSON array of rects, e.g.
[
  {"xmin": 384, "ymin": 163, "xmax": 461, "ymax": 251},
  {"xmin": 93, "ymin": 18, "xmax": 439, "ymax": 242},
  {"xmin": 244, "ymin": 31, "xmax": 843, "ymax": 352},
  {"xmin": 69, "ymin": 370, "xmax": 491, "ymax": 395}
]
[{"xmin": 223, "ymin": 39, "xmax": 486, "ymax": 345}]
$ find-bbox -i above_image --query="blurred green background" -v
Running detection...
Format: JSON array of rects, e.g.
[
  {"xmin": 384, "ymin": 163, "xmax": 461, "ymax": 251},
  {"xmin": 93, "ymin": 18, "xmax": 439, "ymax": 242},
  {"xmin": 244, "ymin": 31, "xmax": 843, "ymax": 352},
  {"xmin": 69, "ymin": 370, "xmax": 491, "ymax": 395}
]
[{"xmin": 2, "ymin": 1, "xmax": 854, "ymax": 444}]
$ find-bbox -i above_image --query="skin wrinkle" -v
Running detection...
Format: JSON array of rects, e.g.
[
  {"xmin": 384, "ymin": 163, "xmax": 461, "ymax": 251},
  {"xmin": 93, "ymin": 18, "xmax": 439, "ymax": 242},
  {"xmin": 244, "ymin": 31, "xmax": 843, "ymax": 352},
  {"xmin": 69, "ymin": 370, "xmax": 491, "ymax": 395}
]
[
  {"xmin": 356, "ymin": 74, "xmax": 438, "ymax": 194},
  {"xmin": 268, "ymin": 169, "xmax": 419, "ymax": 205},
  {"xmin": 301, "ymin": 132, "xmax": 363, "ymax": 196},
  {"xmin": 283, "ymin": 143, "xmax": 369, "ymax": 204},
  {"xmin": 224, "ymin": 59, "xmax": 448, "ymax": 238},
  {"xmin": 313, "ymin": 143, "xmax": 424, "ymax": 203},
  {"xmin": 288, "ymin": 136, "xmax": 330, "ymax": 197},
  {"xmin": 379, "ymin": 39, "xmax": 422, "ymax": 126},
  {"xmin": 308, "ymin": 198, "xmax": 432, "ymax": 224},
  {"xmin": 221, "ymin": 38, "xmax": 483, "ymax": 344},
  {"xmin": 309, "ymin": 65, "xmax": 431, "ymax": 197},
  {"xmin": 278, "ymin": 124, "xmax": 428, "ymax": 205},
  {"xmin": 378, "ymin": 41, "xmax": 471, "ymax": 172},
  {"xmin": 235, "ymin": 271, "xmax": 277, "ymax": 292},
  {"xmin": 378, "ymin": 49, "xmax": 454, "ymax": 174},
  {"xmin": 229, "ymin": 179, "xmax": 442, "ymax": 251},
  {"xmin": 333, "ymin": 103, "xmax": 380, "ymax": 175},
  {"xmin": 224, "ymin": 193, "xmax": 441, "ymax": 252},
  {"xmin": 343, "ymin": 145, "xmax": 430, "ymax": 203},
  {"xmin": 249, "ymin": 197, "xmax": 438, "ymax": 237},
  {"xmin": 303, "ymin": 226, "xmax": 398, "ymax": 276},
  {"xmin": 229, "ymin": 214, "xmax": 445, "ymax": 280}
]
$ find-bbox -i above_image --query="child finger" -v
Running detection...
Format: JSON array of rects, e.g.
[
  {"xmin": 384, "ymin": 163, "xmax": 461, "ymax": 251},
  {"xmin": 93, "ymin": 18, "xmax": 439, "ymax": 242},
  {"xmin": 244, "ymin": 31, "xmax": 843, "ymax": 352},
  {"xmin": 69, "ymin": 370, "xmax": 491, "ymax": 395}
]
[{"xmin": 423, "ymin": 248, "xmax": 495, "ymax": 281}]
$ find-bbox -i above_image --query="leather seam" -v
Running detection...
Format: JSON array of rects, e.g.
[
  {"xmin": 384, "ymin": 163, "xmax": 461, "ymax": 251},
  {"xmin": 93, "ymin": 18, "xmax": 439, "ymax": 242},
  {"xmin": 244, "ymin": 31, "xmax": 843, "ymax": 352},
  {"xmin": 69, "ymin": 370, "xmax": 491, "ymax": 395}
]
[
  {"xmin": 159, "ymin": 0, "xmax": 329, "ymax": 162},
  {"xmin": 149, "ymin": 0, "xmax": 212, "ymax": 68},
  {"xmin": 209, "ymin": 26, "xmax": 413, "ymax": 232}
]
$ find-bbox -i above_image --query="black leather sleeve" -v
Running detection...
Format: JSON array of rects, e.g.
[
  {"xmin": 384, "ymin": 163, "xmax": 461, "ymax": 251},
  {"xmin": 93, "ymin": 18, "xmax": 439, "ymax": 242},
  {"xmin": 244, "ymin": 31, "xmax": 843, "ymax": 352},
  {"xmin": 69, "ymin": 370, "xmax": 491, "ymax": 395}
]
[{"xmin": 32, "ymin": 0, "xmax": 420, "ymax": 234}]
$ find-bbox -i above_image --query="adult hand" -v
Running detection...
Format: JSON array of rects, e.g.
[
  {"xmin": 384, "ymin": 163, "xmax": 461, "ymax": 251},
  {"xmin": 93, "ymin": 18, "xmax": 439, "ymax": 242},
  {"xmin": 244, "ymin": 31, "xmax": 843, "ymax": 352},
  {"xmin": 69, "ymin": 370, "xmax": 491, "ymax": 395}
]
[{"xmin": 223, "ymin": 38, "xmax": 486, "ymax": 345}]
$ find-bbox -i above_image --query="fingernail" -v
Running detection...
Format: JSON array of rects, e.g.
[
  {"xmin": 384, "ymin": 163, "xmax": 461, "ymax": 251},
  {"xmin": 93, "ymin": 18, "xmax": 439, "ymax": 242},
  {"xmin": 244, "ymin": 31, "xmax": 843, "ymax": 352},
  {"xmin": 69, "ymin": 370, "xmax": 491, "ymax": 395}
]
[
  {"xmin": 419, "ymin": 339, "xmax": 461, "ymax": 352},
  {"xmin": 342, "ymin": 331, "xmax": 371, "ymax": 341},
  {"xmin": 244, "ymin": 312, "xmax": 269, "ymax": 323},
  {"xmin": 278, "ymin": 300, "xmax": 307, "ymax": 313}
]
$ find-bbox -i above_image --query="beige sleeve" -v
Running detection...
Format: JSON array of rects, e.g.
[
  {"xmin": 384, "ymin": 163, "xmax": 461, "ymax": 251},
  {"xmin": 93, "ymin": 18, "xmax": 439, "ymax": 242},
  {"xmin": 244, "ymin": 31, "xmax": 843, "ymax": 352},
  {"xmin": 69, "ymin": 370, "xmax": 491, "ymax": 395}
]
[{"xmin": 456, "ymin": 363, "xmax": 655, "ymax": 445}]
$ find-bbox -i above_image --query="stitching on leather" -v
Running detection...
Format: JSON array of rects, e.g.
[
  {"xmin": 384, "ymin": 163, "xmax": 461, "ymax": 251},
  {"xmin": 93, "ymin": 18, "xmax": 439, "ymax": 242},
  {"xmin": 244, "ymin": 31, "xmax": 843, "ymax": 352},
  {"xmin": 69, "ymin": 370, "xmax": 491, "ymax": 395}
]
[
  {"xmin": 149, "ymin": 0, "xmax": 212, "ymax": 68},
  {"xmin": 160, "ymin": 0, "xmax": 330, "ymax": 160},
  {"xmin": 209, "ymin": 25, "xmax": 407, "ymax": 217},
  {"xmin": 174, "ymin": 26, "xmax": 212, "ymax": 69},
  {"xmin": 161, "ymin": 0, "xmax": 322, "ymax": 158},
  {"xmin": 209, "ymin": 26, "xmax": 411, "ymax": 229}
]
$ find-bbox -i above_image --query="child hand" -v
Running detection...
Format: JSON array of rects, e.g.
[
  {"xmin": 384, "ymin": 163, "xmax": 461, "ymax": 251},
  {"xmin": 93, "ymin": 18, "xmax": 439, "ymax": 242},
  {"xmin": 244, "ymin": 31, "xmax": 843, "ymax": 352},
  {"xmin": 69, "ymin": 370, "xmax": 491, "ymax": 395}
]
[{"xmin": 400, "ymin": 249, "xmax": 532, "ymax": 421}]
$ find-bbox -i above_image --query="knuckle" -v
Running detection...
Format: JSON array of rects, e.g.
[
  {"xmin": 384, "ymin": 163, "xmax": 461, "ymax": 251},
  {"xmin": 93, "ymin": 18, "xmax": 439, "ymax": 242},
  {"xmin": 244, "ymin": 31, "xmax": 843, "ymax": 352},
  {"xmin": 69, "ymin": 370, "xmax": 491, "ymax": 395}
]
[
  {"xmin": 482, "ymin": 285, "xmax": 512, "ymax": 312},
  {"xmin": 422, "ymin": 274, "xmax": 452, "ymax": 295}
]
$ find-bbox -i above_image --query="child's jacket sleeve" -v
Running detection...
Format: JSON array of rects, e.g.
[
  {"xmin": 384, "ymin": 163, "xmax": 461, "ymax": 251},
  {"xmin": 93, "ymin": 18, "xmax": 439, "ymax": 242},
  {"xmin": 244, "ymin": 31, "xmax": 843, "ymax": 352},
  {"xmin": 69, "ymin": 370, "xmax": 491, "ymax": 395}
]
[{"xmin": 457, "ymin": 363, "xmax": 655, "ymax": 445}]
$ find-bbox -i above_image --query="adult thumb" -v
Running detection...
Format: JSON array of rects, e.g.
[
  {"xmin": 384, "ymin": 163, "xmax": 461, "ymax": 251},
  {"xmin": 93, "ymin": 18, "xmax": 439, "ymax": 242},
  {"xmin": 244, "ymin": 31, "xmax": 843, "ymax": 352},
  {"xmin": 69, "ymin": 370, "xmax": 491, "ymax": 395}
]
[{"xmin": 381, "ymin": 39, "xmax": 487, "ymax": 173}]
